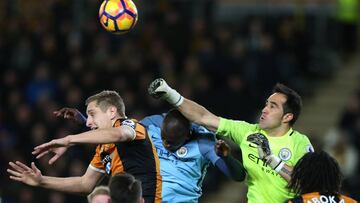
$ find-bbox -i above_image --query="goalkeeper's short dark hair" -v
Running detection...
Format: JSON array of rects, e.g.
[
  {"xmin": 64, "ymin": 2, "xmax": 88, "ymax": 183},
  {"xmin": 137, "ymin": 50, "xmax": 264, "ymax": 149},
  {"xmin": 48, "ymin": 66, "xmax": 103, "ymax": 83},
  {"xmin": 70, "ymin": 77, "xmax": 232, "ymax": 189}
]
[
  {"xmin": 273, "ymin": 83, "xmax": 302, "ymax": 126},
  {"xmin": 287, "ymin": 151, "xmax": 342, "ymax": 196},
  {"xmin": 109, "ymin": 173, "xmax": 142, "ymax": 203}
]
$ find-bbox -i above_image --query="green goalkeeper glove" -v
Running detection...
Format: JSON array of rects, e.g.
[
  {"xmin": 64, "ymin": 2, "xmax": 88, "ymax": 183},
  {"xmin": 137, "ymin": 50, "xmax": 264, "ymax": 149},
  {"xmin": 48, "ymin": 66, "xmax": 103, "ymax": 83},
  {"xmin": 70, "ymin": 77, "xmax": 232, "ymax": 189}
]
[
  {"xmin": 148, "ymin": 78, "xmax": 184, "ymax": 106},
  {"xmin": 247, "ymin": 133, "xmax": 285, "ymax": 172}
]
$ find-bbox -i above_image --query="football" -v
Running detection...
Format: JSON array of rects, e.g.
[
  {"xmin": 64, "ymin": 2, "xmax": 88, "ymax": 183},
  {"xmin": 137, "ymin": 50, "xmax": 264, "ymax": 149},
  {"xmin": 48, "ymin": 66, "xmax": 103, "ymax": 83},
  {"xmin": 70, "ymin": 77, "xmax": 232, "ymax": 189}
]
[{"xmin": 98, "ymin": 0, "xmax": 138, "ymax": 34}]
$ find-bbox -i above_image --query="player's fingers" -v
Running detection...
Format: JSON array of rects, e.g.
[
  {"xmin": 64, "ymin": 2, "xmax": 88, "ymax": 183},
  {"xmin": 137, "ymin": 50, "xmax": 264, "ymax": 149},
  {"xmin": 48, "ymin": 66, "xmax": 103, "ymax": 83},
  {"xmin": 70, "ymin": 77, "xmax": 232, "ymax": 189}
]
[
  {"xmin": 16, "ymin": 161, "xmax": 32, "ymax": 171},
  {"xmin": 9, "ymin": 162, "xmax": 25, "ymax": 172},
  {"xmin": 217, "ymin": 141, "xmax": 225, "ymax": 147},
  {"xmin": 32, "ymin": 147, "xmax": 42, "ymax": 155},
  {"xmin": 36, "ymin": 150, "xmax": 49, "ymax": 159},
  {"xmin": 54, "ymin": 110, "xmax": 64, "ymax": 117},
  {"xmin": 55, "ymin": 108, "xmax": 67, "ymax": 116},
  {"xmin": 34, "ymin": 142, "xmax": 52, "ymax": 151},
  {"xmin": 49, "ymin": 154, "xmax": 60, "ymax": 165},
  {"xmin": 7, "ymin": 168, "xmax": 22, "ymax": 177},
  {"xmin": 215, "ymin": 145, "xmax": 222, "ymax": 153},
  {"xmin": 64, "ymin": 111, "xmax": 74, "ymax": 118},
  {"xmin": 33, "ymin": 144, "xmax": 45, "ymax": 151},
  {"xmin": 31, "ymin": 162, "xmax": 40, "ymax": 173},
  {"xmin": 9, "ymin": 176, "xmax": 23, "ymax": 181}
]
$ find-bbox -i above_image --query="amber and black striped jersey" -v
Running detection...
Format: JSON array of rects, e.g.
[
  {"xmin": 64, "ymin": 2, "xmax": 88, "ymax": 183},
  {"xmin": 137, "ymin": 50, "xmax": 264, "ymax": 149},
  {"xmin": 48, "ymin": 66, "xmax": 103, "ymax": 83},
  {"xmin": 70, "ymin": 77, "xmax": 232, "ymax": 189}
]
[
  {"xmin": 89, "ymin": 118, "xmax": 162, "ymax": 203},
  {"xmin": 285, "ymin": 192, "xmax": 358, "ymax": 203}
]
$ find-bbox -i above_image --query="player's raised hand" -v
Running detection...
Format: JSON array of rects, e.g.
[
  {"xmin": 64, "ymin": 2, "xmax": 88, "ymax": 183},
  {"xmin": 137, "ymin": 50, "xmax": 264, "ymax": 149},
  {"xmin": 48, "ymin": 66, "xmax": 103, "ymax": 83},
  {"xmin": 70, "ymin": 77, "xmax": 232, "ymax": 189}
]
[
  {"xmin": 32, "ymin": 137, "xmax": 71, "ymax": 165},
  {"xmin": 7, "ymin": 161, "xmax": 43, "ymax": 186},
  {"xmin": 53, "ymin": 107, "xmax": 86, "ymax": 124},
  {"xmin": 215, "ymin": 140, "xmax": 231, "ymax": 157},
  {"xmin": 247, "ymin": 133, "xmax": 284, "ymax": 172},
  {"xmin": 247, "ymin": 133, "xmax": 272, "ymax": 159},
  {"xmin": 148, "ymin": 78, "xmax": 184, "ymax": 106}
]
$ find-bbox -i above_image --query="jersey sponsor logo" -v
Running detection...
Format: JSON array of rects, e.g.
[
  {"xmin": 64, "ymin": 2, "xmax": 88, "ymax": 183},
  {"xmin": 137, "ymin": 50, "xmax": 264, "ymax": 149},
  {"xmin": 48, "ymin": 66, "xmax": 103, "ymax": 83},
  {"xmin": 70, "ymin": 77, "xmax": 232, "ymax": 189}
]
[
  {"xmin": 105, "ymin": 162, "xmax": 111, "ymax": 174},
  {"xmin": 305, "ymin": 144, "xmax": 314, "ymax": 153},
  {"xmin": 248, "ymin": 153, "xmax": 280, "ymax": 177},
  {"xmin": 278, "ymin": 148, "xmax": 292, "ymax": 161},
  {"xmin": 121, "ymin": 119, "xmax": 136, "ymax": 129},
  {"xmin": 176, "ymin": 146, "xmax": 188, "ymax": 157},
  {"xmin": 100, "ymin": 151, "xmax": 113, "ymax": 174},
  {"xmin": 248, "ymin": 153, "xmax": 267, "ymax": 167}
]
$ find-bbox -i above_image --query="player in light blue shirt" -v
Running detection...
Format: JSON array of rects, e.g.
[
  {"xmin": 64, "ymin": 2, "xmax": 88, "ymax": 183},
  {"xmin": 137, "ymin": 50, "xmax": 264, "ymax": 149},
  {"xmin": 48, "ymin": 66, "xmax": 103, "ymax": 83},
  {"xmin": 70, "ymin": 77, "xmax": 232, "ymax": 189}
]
[
  {"xmin": 48, "ymin": 107, "xmax": 245, "ymax": 203},
  {"xmin": 141, "ymin": 109, "xmax": 245, "ymax": 203}
]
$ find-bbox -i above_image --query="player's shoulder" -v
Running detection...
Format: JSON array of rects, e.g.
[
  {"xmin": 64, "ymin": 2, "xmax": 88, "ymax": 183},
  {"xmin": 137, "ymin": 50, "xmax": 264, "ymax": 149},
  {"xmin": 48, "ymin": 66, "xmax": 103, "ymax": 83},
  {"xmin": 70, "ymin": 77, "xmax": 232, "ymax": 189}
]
[
  {"xmin": 192, "ymin": 123, "xmax": 211, "ymax": 133},
  {"xmin": 228, "ymin": 118, "xmax": 258, "ymax": 131},
  {"xmin": 291, "ymin": 130, "xmax": 311, "ymax": 142},
  {"xmin": 140, "ymin": 114, "xmax": 165, "ymax": 127},
  {"xmin": 192, "ymin": 124, "xmax": 216, "ymax": 139},
  {"xmin": 120, "ymin": 118, "xmax": 138, "ymax": 129},
  {"xmin": 290, "ymin": 130, "xmax": 314, "ymax": 152}
]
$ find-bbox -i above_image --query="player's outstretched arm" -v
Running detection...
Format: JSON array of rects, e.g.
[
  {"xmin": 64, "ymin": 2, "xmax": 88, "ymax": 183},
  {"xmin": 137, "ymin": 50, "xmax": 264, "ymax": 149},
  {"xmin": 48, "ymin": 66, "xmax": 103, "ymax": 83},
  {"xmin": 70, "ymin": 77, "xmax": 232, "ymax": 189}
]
[
  {"xmin": 33, "ymin": 126, "xmax": 135, "ymax": 164},
  {"xmin": 7, "ymin": 161, "xmax": 102, "ymax": 194},
  {"xmin": 65, "ymin": 126, "xmax": 136, "ymax": 144},
  {"xmin": 215, "ymin": 140, "xmax": 246, "ymax": 181},
  {"xmin": 148, "ymin": 78, "xmax": 220, "ymax": 132}
]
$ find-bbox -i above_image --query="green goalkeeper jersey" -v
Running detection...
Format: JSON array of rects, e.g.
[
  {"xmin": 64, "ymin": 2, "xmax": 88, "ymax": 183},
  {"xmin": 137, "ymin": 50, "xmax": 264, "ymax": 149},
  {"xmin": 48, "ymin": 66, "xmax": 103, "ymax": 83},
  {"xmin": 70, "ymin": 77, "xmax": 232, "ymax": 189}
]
[{"xmin": 217, "ymin": 118, "xmax": 313, "ymax": 203}]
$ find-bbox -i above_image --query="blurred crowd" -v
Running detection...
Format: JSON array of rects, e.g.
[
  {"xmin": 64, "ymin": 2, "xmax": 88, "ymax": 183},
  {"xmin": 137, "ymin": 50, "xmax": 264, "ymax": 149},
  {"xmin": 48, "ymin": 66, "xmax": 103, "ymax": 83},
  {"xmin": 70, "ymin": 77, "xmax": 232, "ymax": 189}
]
[
  {"xmin": 330, "ymin": 84, "xmax": 360, "ymax": 200},
  {"xmin": 0, "ymin": 0, "xmax": 359, "ymax": 202}
]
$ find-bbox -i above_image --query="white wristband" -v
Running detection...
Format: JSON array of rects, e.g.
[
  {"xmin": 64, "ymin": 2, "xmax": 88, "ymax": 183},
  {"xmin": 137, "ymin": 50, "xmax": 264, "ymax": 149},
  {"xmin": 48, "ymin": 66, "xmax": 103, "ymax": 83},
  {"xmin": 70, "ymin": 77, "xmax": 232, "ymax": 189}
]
[
  {"xmin": 267, "ymin": 155, "xmax": 284, "ymax": 172},
  {"xmin": 166, "ymin": 89, "xmax": 184, "ymax": 107},
  {"xmin": 274, "ymin": 160, "xmax": 285, "ymax": 172}
]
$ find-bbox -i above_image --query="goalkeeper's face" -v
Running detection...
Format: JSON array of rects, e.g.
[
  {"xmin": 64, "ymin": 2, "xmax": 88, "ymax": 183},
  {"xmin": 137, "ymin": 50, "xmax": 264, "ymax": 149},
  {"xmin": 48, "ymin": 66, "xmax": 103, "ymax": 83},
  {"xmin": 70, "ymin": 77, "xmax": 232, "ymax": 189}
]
[{"xmin": 259, "ymin": 93, "xmax": 287, "ymax": 130}]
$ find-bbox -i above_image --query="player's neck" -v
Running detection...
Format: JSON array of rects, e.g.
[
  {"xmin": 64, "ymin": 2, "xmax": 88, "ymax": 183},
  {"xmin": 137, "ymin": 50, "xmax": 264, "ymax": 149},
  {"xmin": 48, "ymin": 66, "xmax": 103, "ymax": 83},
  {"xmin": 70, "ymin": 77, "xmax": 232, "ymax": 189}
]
[
  {"xmin": 111, "ymin": 116, "xmax": 123, "ymax": 126},
  {"xmin": 265, "ymin": 125, "xmax": 290, "ymax": 137}
]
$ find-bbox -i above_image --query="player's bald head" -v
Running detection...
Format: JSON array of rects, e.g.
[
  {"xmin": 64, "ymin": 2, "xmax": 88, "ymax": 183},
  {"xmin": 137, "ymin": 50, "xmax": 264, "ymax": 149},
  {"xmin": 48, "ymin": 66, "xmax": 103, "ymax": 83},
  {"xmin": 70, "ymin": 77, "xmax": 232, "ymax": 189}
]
[{"xmin": 161, "ymin": 109, "xmax": 191, "ymax": 152}]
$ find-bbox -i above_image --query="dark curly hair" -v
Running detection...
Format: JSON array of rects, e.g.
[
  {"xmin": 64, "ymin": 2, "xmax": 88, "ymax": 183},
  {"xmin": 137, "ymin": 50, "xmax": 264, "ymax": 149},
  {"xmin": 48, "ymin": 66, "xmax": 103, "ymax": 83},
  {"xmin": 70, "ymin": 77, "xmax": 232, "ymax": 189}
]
[{"xmin": 287, "ymin": 151, "xmax": 342, "ymax": 196}]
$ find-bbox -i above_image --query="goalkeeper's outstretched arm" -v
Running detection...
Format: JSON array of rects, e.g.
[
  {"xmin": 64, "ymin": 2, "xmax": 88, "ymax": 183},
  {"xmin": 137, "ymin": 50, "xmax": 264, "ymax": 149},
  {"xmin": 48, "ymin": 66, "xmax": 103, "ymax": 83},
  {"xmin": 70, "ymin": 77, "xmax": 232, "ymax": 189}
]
[
  {"xmin": 148, "ymin": 78, "xmax": 220, "ymax": 132},
  {"xmin": 178, "ymin": 98, "xmax": 220, "ymax": 132}
]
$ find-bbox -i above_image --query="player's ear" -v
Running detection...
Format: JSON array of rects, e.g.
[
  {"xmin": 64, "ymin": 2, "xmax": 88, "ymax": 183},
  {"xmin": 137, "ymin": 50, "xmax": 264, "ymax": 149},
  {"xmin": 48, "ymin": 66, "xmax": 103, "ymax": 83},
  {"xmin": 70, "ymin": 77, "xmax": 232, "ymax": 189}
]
[
  {"xmin": 108, "ymin": 106, "xmax": 118, "ymax": 119},
  {"xmin": 282, "ymin": 113, "xmax": 293, "ymax": 124}
]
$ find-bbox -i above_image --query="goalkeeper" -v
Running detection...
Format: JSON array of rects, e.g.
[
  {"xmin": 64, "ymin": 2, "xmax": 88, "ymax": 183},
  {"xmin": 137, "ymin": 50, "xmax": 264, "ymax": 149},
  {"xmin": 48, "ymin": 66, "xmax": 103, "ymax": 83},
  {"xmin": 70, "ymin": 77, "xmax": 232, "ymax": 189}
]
[{"xmin": 148, "ymin": 78, "xmax": 314, "ymax": 203}]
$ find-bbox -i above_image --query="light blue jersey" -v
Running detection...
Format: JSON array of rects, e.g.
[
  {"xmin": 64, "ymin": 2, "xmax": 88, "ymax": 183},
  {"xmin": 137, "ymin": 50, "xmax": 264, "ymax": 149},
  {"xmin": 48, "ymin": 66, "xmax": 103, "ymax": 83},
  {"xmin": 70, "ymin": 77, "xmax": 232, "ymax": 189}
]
[{"xmin": 141, "ymin": 114, "xmax": 221, "ymax": 203}]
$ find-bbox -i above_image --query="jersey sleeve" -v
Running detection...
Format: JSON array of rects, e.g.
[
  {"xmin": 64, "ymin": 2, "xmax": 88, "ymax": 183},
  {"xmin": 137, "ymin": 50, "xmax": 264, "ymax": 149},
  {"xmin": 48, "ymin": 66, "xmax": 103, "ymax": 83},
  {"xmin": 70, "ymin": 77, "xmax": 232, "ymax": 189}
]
[
  {"xmin": 89, "ymin": 145, "xmax": 106, "ymax": 173},
  {"xmin": 121, "ymin": 119, "xmax": 147, "ymax": 140},
  {"xmin": 216, "ymin": 117, "xmax": 257, "ymax": 144},
  {"xmin": 196, "ymin": 126, "xmax": 220, "ymax": 165}
]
